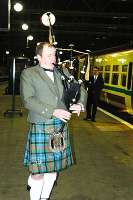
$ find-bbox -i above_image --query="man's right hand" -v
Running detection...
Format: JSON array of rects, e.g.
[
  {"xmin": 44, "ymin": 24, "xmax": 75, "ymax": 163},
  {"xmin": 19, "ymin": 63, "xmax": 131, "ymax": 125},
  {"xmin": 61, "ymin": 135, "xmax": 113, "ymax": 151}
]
[{"xmin": 53, "ymin": 109, "xmax": 71, "ymax": 122}]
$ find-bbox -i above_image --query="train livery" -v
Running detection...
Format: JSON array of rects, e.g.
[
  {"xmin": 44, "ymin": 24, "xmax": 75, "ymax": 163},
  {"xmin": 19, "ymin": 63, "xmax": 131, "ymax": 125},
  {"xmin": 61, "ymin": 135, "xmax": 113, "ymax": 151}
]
[{"xmin": 91, "ymin": 49, "xmax": 133, "ymax": 115}]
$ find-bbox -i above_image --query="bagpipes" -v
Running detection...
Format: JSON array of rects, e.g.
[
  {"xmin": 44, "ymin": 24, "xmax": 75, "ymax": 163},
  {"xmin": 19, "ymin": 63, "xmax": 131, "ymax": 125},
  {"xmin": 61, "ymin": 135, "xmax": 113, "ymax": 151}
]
[
  {"xmin": 55, "ymin": 47, "xmax": 88, "ymax": 110},
  {"xmin": 55, "ymin": 45, "xmax": 89, "ymax": 132}
]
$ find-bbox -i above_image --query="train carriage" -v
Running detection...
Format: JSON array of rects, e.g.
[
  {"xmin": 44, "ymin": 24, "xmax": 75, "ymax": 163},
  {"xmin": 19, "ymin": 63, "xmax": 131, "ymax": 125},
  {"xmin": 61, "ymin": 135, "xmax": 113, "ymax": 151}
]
[{"xmin": 91, "ymin": 49, "xmax": 133, "ymax": 115}]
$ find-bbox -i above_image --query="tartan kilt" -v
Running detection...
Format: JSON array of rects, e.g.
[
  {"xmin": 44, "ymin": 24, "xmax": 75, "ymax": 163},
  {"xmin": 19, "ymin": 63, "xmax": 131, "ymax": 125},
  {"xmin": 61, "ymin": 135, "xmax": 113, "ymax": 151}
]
[{"xmin": 23, "ymin": 118, "xmax": 74, "ymax": 174}]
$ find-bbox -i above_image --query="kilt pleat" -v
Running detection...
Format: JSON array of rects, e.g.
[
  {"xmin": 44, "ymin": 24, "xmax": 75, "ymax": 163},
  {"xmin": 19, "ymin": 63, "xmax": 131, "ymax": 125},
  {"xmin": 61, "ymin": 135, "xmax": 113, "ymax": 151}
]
[{"xmin": 23, "ymin": 118, "xmax": 73, "ymax": 174}]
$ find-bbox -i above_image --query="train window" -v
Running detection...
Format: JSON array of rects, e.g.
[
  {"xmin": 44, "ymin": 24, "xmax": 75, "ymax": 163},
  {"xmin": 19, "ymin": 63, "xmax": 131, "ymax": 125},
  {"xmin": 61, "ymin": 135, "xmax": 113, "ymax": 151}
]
[
  {"xmin": 112, "ymin": 73, "xmax": 119, "ymax": 85},
  {"xmin": 113, "ymin": 65, "xmax": 119, "ymax": 71},
  {"xmin": 105, "ymin": 65, "xmax": 110, "ymax": 71},
  {"xmin": 99, "ymin": 66, "xmax": 103, "ymax": 71},
  {"xmin": 104, "ymin": 73, "xmax": 110, "ymax": 83},
  {"xmin": 122, "ymin": 65, "xmax": 128, "ymax": 72},
  {"xmin": 121, "ymin": 74, "xmax": 127, "ymax": 87}
]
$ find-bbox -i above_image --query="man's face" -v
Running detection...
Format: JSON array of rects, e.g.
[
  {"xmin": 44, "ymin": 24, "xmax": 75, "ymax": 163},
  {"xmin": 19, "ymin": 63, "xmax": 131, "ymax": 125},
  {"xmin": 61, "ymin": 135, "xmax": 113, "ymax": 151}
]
[
  {"xmin": 37, "ymin": 45, "xmax": 56, "ymax": 67},
  {"xmin": 93, "ymin": 68, "xmax": 99, "ymax": 75}
]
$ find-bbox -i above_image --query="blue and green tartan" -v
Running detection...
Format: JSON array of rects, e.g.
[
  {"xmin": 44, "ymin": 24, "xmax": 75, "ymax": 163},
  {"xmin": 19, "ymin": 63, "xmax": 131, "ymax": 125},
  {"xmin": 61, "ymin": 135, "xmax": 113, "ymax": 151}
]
[{"xmin": 24, "ymin": 118, "xmax": 73, "ymax": 174}]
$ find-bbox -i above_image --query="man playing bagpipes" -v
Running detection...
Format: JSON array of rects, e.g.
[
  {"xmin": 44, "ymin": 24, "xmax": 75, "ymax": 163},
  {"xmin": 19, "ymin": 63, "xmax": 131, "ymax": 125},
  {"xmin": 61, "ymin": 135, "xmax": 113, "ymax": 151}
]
[{"xmin": 20, "ymin": 42, "xmax": 87, "ymax": 200}]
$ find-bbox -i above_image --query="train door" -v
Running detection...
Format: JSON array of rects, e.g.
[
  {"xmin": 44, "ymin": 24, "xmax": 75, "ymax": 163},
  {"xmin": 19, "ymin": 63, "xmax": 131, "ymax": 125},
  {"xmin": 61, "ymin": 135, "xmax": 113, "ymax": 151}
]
[{"xmin": 127, "ymin": 62, "xmax": 133, "ymax": 109}]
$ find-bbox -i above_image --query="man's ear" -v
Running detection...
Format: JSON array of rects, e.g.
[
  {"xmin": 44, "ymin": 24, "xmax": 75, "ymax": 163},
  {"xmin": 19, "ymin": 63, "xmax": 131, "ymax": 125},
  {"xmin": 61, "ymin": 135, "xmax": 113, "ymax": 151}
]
[{"xmin": 37, "ymin": 54, "xmax": 41, "ymax": 62}]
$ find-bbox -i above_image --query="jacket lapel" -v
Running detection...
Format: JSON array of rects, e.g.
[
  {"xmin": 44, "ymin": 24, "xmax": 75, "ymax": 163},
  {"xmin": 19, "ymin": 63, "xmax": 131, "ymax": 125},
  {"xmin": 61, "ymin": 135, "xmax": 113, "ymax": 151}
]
[{"xmin": 35, "ymin": 65, "xmax": 63, "ymax": 96}]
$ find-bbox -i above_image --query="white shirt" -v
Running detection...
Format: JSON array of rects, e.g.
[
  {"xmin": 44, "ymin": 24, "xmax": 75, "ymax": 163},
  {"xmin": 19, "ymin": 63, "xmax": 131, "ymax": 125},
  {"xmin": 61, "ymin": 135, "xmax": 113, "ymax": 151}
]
[
  {"xmin": 94, "ymin": 75, "xmax": 98, "ymax": 80},
  {"xmin": 45, "ymin": 71, "xmax": 54, "ymax": 82}
]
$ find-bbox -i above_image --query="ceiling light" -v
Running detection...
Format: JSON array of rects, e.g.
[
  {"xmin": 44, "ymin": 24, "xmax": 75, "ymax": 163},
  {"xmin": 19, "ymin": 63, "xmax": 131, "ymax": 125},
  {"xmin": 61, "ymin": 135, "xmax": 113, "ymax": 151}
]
[
  {"xmin": 22, "ymin": 24, "xmax": 29, "ymax": 30},
  {"xmin": 6, "ymin": 51, "xmax": 10, "ymax": 55},
  {"xmin": 27, "ymin": 35, "xmax": 33, "ymax": 41},
  {"xmin": 14, "ymin": 3, "xmax": 23, "ymax": 12},
  {"xmin": 41, "ymin": 12, "xmax": 55, "ymax": 26}
]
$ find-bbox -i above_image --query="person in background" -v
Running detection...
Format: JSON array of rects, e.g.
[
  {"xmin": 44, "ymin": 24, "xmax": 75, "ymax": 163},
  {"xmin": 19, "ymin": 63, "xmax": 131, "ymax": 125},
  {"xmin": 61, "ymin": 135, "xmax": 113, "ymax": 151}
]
[
  {"xmin": 72, "ymin": 56, "xmax": 79, "ymax": 80},
  {"xmin": 20, "ymin": 42, "xmax": 87, "ymax": 200},
  {"xmin": 84, "ymin": 66, "xmax": 104, "ymax": 122}
]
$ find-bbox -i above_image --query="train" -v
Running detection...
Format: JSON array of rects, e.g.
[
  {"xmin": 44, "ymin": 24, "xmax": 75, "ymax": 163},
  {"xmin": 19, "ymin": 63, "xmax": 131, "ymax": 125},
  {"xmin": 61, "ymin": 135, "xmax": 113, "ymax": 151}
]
[{"xmin": 90, "ymin": 47, "xmax": 133, "ymax": 115}]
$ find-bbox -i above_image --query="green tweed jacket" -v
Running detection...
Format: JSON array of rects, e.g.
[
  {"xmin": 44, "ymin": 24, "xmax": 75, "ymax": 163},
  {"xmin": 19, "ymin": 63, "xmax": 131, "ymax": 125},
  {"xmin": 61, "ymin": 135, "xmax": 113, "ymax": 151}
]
[{"xmin": 20, "ymin": 64, "xmax": 87, "ymax": 123}]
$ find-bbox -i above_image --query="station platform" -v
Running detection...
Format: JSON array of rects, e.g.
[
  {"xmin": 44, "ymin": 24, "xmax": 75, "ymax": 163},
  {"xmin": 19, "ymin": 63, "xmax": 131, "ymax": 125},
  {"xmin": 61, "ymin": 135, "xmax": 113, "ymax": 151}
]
[{"xmin": 0, "ymin": 85, "xmax": 133, "ymax": 200}]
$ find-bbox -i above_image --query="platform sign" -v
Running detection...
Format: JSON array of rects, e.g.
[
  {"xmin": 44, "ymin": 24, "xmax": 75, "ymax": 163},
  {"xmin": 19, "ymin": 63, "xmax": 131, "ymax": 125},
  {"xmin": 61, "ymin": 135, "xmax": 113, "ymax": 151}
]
[{"xmin": 0, "ymin": 0, "xmax": 10, "ymax": 31}]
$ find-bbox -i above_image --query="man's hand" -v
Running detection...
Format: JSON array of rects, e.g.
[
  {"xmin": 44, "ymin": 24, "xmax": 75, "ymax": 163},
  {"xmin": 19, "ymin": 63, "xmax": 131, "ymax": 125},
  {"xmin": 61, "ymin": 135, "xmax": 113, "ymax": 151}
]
[
  {"xmin": 53, "ymin": 109, "xmax": 71, "ymax": 122},
  {"xmin": 69, "ymin": 104, "xmax": 83, "ymax": 116}
]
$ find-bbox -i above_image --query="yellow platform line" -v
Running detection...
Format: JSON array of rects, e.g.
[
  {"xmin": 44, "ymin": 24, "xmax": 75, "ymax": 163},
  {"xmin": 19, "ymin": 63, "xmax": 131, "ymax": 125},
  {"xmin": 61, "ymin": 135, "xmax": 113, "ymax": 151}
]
[{"xmin": 98, "ymin": 107, "xmax": 133, "ymax": 130}]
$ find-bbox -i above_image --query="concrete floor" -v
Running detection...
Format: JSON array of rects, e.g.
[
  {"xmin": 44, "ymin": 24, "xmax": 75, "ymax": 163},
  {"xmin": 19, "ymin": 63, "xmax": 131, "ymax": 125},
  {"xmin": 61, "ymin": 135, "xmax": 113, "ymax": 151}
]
[{"xmin": 0, "ymin": 86, "xmax": 133, "ymax": 200}]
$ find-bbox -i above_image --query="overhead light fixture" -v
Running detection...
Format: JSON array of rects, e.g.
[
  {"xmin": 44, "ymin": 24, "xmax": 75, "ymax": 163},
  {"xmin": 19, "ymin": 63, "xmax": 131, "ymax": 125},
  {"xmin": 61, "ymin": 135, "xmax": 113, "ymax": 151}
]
[
  {"xmin": 69, "ymin": 44, "xmax": 74, "ymax": 48},
  {"xmin": 6, "ymin": 51, "xmax": 10, "ymax": 55},
  {"xmin": 26, "ymin": 35, "xmax": 34, "ymax": 48},
  {"xmin": 41, "ymin": 12, "xmax": 55, "ymax": 26},
  {"xmin": 22, "ymin": 23, "xmax": 29, "ymax": 30},
  {"xmin": 27, "ymin": 35, "xmax": 33, "ymax": 41},
  {"xmin": 14, "ymin": 3, "xmax": 23, "ymax": 12}
]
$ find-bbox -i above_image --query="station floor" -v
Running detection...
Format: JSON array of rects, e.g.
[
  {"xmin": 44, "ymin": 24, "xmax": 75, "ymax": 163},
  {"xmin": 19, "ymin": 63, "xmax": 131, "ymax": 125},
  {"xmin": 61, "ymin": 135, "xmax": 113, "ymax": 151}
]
[{"xmin": 0, "ymin": 84, "xmax": 133, "ymax": 200}]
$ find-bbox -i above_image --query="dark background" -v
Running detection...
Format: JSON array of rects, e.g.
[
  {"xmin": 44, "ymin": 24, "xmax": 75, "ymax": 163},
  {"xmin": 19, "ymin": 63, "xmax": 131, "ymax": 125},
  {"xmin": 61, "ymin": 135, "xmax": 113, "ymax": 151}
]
[
  {"xmin": 1, "ymin": 0, "xmax": 133, "ymax": 58},
  {"xmin": 0, "ymin": 0, "xmax": 10, "ymax": 31}
]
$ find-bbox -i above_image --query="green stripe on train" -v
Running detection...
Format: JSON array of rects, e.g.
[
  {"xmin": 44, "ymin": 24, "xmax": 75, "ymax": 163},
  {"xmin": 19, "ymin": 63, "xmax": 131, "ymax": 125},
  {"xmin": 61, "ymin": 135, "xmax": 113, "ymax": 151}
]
[{"xmin": 104, "ymin": 85, "xmax": 132, "ymax": 96}]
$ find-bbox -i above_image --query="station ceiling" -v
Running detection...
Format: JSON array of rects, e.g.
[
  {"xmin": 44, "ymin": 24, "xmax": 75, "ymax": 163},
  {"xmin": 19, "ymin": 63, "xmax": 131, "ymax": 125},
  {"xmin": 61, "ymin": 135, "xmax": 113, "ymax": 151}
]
[{"xmin": 1, "ymin": 0, "xmax": 133, "ymax": 56}]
